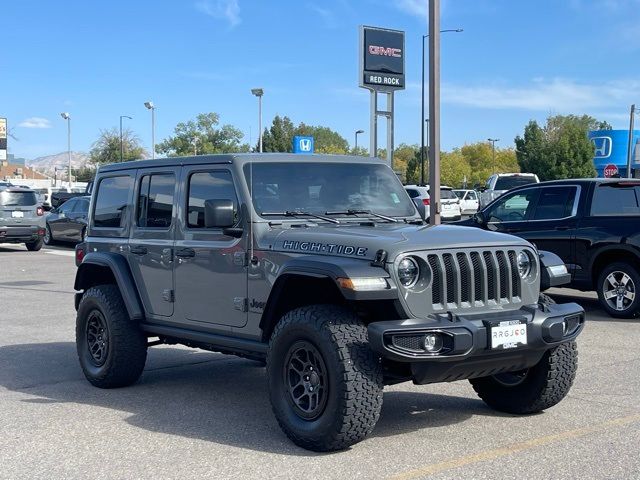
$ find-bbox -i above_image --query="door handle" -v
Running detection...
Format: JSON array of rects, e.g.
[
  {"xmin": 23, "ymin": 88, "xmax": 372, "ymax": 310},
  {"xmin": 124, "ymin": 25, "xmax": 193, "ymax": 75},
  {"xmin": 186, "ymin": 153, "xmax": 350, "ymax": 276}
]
[
  {"xmin": 175, "ymin": 248, "xmax": 196, "ymax": 258},
  {"xmin": 130, "ymin": 246, "xmax": 148, "ymax": 255}
]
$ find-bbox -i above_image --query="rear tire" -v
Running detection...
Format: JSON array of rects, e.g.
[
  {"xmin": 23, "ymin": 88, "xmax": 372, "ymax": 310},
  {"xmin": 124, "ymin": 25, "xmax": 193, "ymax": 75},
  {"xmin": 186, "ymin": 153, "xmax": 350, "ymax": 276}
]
[
  {"xmin": 26, "ymin": 239, "xmax": 43, "ymax": 251},
  {"xmin": 267, "ymin": 305, "xmax": 383, "ymax": 451},
  {"xmin": 597, "ymin": 262, "xmax": 640, "ymax": 318},
  {"xmin": 470, "ymin": 341, "xmax": 578, "ymax": 414},
  {"xmin": 76, "ymin": 285, "xmax": 147, "ymax": 388}
]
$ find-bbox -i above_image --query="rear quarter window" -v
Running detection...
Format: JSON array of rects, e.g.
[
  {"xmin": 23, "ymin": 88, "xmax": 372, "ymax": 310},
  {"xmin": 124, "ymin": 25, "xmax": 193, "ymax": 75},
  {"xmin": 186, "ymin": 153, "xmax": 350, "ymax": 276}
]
[
  {"xmin": 93, "ymin": 175, "xmax": 134, "ymax": 229},
  {"xmin": 591, "ymin": 184, "xmax": 640, "ymax": 216}
]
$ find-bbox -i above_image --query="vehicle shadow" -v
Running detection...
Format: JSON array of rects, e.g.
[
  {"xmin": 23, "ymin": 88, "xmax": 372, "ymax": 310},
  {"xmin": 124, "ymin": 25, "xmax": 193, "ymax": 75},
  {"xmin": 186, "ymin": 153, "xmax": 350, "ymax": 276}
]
[{"xmin": 0, "ymin": 342, "xmax": 482, "ymax": 455}]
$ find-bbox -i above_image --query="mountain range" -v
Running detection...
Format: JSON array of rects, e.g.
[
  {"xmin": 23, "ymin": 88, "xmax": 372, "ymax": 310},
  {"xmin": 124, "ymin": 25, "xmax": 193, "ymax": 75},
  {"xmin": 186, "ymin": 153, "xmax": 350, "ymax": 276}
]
[{"xmin": 27, "ymin": 152, "xmax": 92, "ymax": 175}]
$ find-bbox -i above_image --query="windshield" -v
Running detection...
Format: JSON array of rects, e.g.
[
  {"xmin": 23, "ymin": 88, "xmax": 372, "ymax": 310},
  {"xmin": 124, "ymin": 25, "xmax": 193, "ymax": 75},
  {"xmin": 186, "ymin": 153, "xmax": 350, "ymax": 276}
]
[
  {"xmin": 243, "ymin": 162, "xmax": 416, "ymax": 218},
  {"xmin": 0, "ymin": 191, "xmax": 37, "ymax": 206},
  {"xmin": 494, "ymin": 176, "xmax": 537, "ymax": 190}
]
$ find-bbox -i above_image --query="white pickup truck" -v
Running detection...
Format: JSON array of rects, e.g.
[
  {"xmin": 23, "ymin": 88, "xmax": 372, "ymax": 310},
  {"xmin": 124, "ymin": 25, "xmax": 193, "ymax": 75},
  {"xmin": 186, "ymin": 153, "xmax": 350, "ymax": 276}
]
[{"xmin": 479, "ymin": 173, "xmax": 539, "ymax": 207}]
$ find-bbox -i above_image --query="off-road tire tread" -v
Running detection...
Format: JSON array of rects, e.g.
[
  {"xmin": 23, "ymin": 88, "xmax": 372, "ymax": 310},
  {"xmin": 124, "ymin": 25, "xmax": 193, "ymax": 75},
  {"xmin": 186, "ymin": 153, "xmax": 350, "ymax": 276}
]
[
  {"xmin": 470, "ymin": 341, "xmax": 578, "ymax": 414},
  {"xmin": 76, "ymin": 285, "xmax": 147, "ymax": 388},
  {"xmin": 267, "ymin": 305, "xmax": 383, "ymax": 451}
]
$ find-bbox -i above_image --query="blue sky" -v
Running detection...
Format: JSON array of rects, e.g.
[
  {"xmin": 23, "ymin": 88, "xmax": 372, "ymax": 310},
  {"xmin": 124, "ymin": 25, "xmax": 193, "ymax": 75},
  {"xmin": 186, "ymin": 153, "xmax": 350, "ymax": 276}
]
[{"xmin": 2, "ymin": 0, "xmax": 640, "ymax": 159}]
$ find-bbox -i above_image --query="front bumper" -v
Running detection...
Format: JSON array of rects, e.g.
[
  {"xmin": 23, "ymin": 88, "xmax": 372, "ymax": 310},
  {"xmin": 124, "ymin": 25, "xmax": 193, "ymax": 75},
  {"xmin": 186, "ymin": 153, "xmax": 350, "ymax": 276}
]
[
  {"xmin": 368, "ymin": 302, "xmax": 584, "ymax": 384},
  {"xmin": 0, "ymin": 225, "xmax": 44, "ymax": 243}
]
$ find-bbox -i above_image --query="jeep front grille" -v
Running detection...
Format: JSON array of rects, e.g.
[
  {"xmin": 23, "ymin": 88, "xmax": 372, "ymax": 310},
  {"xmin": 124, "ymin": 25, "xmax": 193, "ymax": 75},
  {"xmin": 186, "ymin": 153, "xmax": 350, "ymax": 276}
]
[{"xmin": 426, "ymin": 249, "xmax": 522, "ymax": 311}]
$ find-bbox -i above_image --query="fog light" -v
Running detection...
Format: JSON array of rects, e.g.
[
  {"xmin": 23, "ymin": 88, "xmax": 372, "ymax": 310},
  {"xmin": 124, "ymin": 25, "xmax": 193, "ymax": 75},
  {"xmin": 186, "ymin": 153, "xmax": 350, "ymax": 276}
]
[
  {"xmin": 424, "ymin": 333, "xmax": 443, "ymax": 353},
  {"xmin": 563, "ymin": 315, "xmax": 581, "ymax": 336}
]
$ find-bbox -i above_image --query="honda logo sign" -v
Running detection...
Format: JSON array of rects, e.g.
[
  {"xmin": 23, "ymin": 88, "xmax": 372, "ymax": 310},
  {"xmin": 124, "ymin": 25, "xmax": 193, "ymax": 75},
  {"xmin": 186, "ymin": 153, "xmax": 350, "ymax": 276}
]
[{"xmin": 293, "ymin": 136, "xmax": 314, "ymax": 154}]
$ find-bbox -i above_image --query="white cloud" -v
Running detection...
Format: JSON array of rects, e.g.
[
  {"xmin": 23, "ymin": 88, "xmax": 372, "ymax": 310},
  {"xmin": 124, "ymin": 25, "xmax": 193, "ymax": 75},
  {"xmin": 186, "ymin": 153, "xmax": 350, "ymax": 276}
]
[
  {"xmin": 18, "ymin": 117, "xmax": 52, "ymax": 129},
  {"xmin": 195, "ymin": 0, "xmax": 240, "ymax": 27},
  {"xmin": 439, "ymin": 78, "xmax": 640, "ymax": 111}
]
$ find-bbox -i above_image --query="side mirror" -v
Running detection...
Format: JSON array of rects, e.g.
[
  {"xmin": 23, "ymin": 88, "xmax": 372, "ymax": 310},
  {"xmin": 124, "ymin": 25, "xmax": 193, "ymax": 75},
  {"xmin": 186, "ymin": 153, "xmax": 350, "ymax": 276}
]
[
  {"xmin": 473, "ymin": 211, "xmax": 486, "ymax": 225},
  {"xmin": 204, "ymin": 199, "xmax": 235, "ymax": 228}
]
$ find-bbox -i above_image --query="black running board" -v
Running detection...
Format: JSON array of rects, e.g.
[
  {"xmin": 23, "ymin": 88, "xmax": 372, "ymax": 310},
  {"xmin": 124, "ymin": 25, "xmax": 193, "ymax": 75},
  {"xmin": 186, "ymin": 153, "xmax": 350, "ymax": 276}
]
[{"xmin": 140, "ymin": 323, "xmax": 268, "ymax": 356}]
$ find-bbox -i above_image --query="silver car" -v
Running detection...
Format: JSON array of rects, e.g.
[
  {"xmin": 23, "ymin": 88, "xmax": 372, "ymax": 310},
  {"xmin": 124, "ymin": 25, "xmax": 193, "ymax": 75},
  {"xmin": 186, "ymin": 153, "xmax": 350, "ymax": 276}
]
[{"xmin": 0, "ymin": 188, "xmax": 46, "ymax": 251}]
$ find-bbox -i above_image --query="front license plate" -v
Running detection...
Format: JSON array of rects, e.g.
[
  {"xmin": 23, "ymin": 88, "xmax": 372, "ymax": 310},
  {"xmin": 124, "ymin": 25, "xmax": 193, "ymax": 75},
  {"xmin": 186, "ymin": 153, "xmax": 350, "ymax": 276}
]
[
  {"xmin": 491, "ymin": 321, "xmax": 527, "ymax": 349},
  {"xmin": 12, "ymin": 211, "xmax": 24, "ymax": 218}
]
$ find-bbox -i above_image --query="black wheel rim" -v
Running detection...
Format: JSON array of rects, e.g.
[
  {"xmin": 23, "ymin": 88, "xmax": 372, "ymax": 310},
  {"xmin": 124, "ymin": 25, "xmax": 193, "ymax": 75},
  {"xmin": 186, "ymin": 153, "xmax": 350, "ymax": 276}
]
[
  {"xmin": 493, "ymin": 369, "xmax": 528, "ymax": 387},
  {"xmin": 86, "ymin": 310, "xmax": 109, "ymax": 366},
  {"xmin": 283, "ymin": 341, "xmax": 328, "ymax": 420},
  {"xmin": 44, "ymin": 226, "xmax": 51, "ymax": 244}
]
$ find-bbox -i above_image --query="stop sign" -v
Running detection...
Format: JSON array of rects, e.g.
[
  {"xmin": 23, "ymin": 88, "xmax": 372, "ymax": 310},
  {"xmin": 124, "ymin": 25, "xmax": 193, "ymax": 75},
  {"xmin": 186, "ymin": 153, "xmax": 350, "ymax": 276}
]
[{"xmin": 603, "ymin": 164, "xmax": 619, "ymax": 178}]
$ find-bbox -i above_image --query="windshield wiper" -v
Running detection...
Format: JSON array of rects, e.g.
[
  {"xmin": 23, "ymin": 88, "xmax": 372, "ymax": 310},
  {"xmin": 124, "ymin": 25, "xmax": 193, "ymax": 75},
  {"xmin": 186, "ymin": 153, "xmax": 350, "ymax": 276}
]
[
  {"xmin": 261, "ymin": 210, "xmax": 341, "ymax": 224},
  {"xmin": 325, "ymin": 209, "xmax": 398, "ymax": 223}
]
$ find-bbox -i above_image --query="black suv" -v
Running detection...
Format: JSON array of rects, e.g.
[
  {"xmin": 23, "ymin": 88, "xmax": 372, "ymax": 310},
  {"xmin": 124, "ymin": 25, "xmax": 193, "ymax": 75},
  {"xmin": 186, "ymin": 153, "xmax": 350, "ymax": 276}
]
[
  {"xmin": 461, "ymin": 178, "xmax": 640, "ymax": 318},
  {"xmin": 73, "ymin": 154, "xmax": 583, "ymax": 451}
]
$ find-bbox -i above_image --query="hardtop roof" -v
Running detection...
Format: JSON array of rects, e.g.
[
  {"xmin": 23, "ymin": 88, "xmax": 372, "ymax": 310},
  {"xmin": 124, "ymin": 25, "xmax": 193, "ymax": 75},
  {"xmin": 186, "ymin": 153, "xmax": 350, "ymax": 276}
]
[{"xmin": 96, "ymin": 153, "xmax": 387, "ymax": 173}]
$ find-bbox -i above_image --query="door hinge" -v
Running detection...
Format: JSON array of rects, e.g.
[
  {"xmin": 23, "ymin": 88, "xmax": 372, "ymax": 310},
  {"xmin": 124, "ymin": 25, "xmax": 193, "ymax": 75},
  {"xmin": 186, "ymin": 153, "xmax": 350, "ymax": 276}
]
[
  {"xmin": 234, "ymin": 297, "xmax": 248, "ymax": 312},
  {"xmin": 162, "ymin": 289, "xmax": 175, "ymax": 303}
]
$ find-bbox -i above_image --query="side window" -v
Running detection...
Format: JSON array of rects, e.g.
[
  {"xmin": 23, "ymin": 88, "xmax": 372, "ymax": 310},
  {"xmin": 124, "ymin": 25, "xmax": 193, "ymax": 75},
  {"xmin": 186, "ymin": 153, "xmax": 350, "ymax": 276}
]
[
  {"xmin": 73, "ymin": 199, "xmax": 89, "ymax": 213},
  {"xmin": 468, "ymin": 191, "xmax": 477, "ymax": 200},
  {"xmin": 137, "ymin": 173, "xmax": 175, "ymax": 228},
  {"xmin": 591, "ymin": 185, "xmax": 639, "ymax": 216},
  {"xmin": 187, "ymin": 171, "xmax": 238, "ymax": 229},
  {"xmin": 59, "ymin": 198, "xmax": 76, "ymax": 214},
  {"xmin": 406, "ymin": 189, "xmax": 420, "ymax": 199},
  {"xmin": 93, "ymin": 176, "xmax": 133, "ymax": 228},
  {"xmin": 532, "ymin": 187, "xmax": 577, "ymax": 220},
  {"xmin": 487, "ymin": 189, "xmax": 538, "ymax": 222}
]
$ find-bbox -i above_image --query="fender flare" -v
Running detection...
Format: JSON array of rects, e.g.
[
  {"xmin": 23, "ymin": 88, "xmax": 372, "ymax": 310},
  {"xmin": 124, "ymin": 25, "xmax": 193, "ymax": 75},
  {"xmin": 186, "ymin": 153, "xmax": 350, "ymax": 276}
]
[{"xmin": 74, "ymin": 252, "xmax": 145, "ymax": 321}]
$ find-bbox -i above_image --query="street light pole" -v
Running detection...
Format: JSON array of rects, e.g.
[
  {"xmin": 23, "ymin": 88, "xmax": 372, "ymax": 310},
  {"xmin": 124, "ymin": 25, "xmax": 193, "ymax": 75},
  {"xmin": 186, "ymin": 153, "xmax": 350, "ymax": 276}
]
[
  {"xmin": 488, "ymin": 138, "xmax": 499, "ymax": 171},
  {"xmin": 251, "ymin": 88, "xmax": 264, "ymax": 153},
  {"xmin": 627, "ymin": 104, "xmax": 637, "ymax": 178},
  {"xmin": 421, "ymin": 28, "xmax": 462, "ymax": 186},
  {"xmin": 355, "ymin": 129, "xmax": 364, "ymax": 153},
  {"xmin": 60, "ymin": 113, "xmax": 71, "ymax": 187},
  {"xmin": 119, "ymin": 115, "xmax": 132, "ymax": 162},
  {"xmin": 144, "ymin": 101, "xmax": 155, "ymax": 159}
]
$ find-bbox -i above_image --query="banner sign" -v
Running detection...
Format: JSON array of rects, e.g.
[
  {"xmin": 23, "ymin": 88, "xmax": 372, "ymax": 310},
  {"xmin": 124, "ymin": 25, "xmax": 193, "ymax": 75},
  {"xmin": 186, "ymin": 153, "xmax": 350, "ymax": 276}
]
[
  {"xmin": 359, "ymin": 26, "xmax": 405, "ymax": 92},
  {"xmin": 0, "ymin": 118, "xmax": 7, "ymax": 161}
]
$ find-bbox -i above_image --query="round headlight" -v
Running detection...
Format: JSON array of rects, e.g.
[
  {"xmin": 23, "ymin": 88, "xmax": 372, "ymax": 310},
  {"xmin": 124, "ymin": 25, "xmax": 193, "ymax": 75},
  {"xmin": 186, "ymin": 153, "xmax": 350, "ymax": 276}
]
[
  {"xmin": 517, "ymin": 251, "xmax": 532, "ymax": 278},
  {"xmin": 398, "ymin": 257, "xmax": 420, "ymax": 287}
]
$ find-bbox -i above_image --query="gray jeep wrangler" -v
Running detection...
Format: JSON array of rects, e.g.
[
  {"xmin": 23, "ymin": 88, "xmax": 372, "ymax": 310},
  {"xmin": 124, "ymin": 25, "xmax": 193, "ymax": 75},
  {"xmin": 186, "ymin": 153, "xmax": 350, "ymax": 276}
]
[{"xmin": 74, "ymin": 154, "xmax": 584, "ymax": 451}]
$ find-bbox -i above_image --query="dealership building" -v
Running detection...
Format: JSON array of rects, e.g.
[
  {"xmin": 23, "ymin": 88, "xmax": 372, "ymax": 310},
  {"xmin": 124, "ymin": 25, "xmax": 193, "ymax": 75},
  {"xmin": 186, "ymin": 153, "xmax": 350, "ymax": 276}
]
[{"xmin": 589, "ymin": 129, "xmax": 640, "ymax": 177}]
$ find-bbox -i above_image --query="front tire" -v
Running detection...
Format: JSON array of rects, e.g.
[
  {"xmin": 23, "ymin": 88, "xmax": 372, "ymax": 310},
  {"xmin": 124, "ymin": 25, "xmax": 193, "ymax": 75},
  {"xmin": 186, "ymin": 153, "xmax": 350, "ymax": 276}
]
[
  {"xmin": 597, "ymin": 262, "xmax": 640, "ymax": 318},
  {"xmin": 76, "ymin": 285, "xmax": 147, "ymax": 388},
  {"xmin": 470, "ymin": 341, "xmax": 578, "ymax": 414},
  {"xmin": 267, "ymin": 305, "xmax": 383, "ymax": 451}
]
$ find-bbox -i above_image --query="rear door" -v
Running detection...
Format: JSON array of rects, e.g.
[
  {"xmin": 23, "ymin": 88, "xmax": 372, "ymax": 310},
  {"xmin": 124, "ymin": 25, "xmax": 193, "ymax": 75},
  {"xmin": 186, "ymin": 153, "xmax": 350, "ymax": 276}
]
[
  {"xmin": 53, "ymin": 198, "xmax": 78, "ymax": 239},
  {"xmin": 68, "ymin": 197, "xmax": 90, "ymax": 241},
  {"xmin": 128, "ymin": 168, "xmax": 179, "ymax": 318}
]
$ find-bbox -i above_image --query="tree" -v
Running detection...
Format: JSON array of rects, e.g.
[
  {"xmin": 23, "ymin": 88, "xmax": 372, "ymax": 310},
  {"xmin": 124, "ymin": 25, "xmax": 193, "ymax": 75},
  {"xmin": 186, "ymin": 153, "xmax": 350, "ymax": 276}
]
[
  {"xmin": 73, "ymin": 166, "xmax": 96, "ymax": 182},
  {"xmin": 156, "ymin": 113, "xmax": 249, "ymax": 157},
  {"xmin": 515, "ymin": 114, "xmax": 597, "ymax": 181},
  {"xmin": 89, "ymin": 128, "xmax": 146, "ymax": 165},
  {"xmin": 261, "ymin": 115, "xmax": 296, "ymax": 152},
  {"xmin": 260, "ymin": 117, "xmax": 350, "ymax": 154},
  {"xmin": 441, "ymin": 150, "xmax": 472, "ymax": 187}
]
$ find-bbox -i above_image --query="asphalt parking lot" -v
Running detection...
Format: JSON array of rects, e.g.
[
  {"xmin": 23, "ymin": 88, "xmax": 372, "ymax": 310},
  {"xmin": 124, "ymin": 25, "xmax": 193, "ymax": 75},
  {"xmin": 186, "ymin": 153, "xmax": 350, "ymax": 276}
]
[{"xmin": 1, "ymin": 244, "xmax": 639, "ymax": 480}]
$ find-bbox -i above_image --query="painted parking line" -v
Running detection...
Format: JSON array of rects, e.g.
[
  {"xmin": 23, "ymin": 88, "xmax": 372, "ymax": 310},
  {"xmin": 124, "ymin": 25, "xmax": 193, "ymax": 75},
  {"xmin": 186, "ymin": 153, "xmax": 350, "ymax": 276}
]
[
  {"xmin": 390, "ymin": 412, "xmax": 640, "ymax": 480},
  {"xmin": 44, "ymin": 249, "xmax": 75, "ymax": 257}
]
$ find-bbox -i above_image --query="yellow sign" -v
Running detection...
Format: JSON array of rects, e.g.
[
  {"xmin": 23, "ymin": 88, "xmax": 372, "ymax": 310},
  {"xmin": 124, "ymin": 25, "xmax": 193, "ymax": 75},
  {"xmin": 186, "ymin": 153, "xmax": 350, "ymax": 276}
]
[{"xmin": 0, "ymin": 118, "xmax": 6, "ymax": 138}]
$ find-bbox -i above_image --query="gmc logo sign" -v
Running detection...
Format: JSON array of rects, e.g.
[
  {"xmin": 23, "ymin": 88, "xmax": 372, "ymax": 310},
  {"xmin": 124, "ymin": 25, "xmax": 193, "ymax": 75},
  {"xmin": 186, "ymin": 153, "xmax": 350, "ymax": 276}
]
[{"xmin": 368, "ymin": 45, "xmax": 402, "ymax": 57}]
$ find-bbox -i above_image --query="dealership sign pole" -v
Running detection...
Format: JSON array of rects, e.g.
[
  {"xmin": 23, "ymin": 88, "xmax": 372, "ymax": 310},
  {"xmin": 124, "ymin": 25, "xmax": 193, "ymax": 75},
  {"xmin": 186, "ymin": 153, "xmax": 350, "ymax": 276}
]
[
  {"xmin": 0, "ymin": 118, "xmax": 7, "ymax": 162},
  {"xmin": 359, "ymin": 26, "xmax": 405, "ymax": 170},
  {"xmin": 428, "ymin": 0, "xmax": 441, "ymax": 225}
]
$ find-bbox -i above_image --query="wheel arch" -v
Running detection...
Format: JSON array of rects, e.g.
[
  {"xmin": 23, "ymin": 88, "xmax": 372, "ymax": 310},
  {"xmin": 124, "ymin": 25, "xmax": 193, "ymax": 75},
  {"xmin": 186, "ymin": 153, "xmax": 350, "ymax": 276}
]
[
  {"xmin": 590, "ymin": 246, "xmax": 640, "ymax": 287},
  {"xmin": 75, "ymin": 252, "xmax": 145, "ymax": 321}
]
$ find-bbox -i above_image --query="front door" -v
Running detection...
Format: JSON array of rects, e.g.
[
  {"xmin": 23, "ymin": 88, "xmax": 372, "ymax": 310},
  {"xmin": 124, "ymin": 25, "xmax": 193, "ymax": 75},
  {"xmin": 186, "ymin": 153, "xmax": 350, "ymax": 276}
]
[
  {"xmin": 128, "ymin": 168, "xmax": 179, "ymax": 318},
  {"xmin": 173, "ymin": 167, "xmax": 247, "ymax": 328}
]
